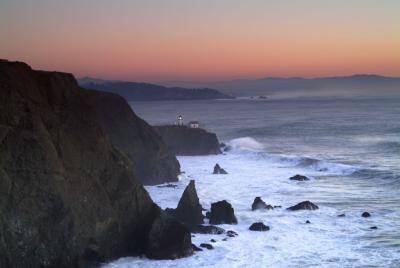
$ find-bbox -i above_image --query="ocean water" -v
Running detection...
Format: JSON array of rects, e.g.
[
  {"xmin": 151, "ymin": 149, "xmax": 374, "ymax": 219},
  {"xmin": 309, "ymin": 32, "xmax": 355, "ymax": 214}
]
[{"xmin": 103, "ymin": 98, "xmax": 400, "ymax": 268}]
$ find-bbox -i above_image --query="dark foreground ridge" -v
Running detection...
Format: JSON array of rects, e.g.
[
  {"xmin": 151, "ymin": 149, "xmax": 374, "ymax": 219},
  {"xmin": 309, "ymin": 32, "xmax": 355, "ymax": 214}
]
[
  {"xmin": 0, "ymin": 60, "xmax": 192, "ymax": 267},
  {"xmin": 154, "ymin": 125, "xmax": 222, "ymax": 155}
]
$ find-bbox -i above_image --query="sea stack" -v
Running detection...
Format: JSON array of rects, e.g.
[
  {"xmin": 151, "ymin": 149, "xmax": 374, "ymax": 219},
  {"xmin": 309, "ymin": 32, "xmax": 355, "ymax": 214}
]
[
  {"xmin": 166, "ymin": 180, "xmax": 204, "ymax": 225},
  {"xmin": 213, "ymin": 164, "xmax": 228, "ymax": 174},
  {"xmin": 209, "ymin": 200, "xmax": 238, "ymax": 225},
  {"xmin": 287, "ymin": 201, "xmax": 319, "ymax": 211},
  {"xmin": 251, "ymin": 197, "xmax": 273, "ymax": 210}
]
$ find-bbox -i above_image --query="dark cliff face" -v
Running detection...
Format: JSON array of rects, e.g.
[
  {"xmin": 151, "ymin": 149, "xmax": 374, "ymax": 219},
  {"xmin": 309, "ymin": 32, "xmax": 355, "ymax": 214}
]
[
  {"xmin": 83, "ymin": 90, "xmax": 180, "ymax": 185},
  {"xmin": 154, "ymin": 126, "xmax": 221, "ymax": 156},
  {"xmin": 0, "ymin": 60, "xmax": 191, "ymax": 267}
]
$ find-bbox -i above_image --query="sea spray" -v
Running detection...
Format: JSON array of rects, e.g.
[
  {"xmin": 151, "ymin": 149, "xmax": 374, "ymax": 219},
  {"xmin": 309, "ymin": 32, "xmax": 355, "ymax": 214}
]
[{"xmin": 227, "ymin": 137, "xmax": 264, "ymax": 152}]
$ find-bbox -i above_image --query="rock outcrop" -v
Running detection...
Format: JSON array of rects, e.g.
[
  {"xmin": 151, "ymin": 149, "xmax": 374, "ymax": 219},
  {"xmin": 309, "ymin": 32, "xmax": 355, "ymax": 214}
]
[
  {"xmin": 154, "ymin": 125, "xmax": 221, "ymax": 155},
  {"xmin": 249, "ymin": 222, "xmax": 270, "ymax": 231},
  {"xmin": 188, "ymin": 225, "xmax": 225, "ymax": 235},
  {"xmin": 226, "ymin": 230, "xmax": 238, "ymax": 237},
  {"xmin": 83, "ymin": 90, "xmax": 180, "ymax": 185},
  {"xmin": 165, "ymin": 180, "xmax": 204, "ymax": 225},
  {"xmin": 289, "ymin": 174, "xmax": 310, "ymax": 181},
  {"xmin": 362, "ymin": 212, "xmax": 371, "ymax": 218},
  {"xmin": 192, "ymin": 244, "xmax": 202, "ymax": 252},
  {"xmin": 213, "ymin": 164, "xmax": 228, "ymax": 174},
  {"xmin": 287, "ymin": 201, "xmax": 319, "ymax": 211},
  {"xmin": 251, "ymin": 197, "xmax": 273, "ymax": 210},
  {"xmin": 144, "ymin": 210, "xmax": 192, "ymax": 259},
  {"xmin": 200, "ymin": 243, "xmax": 214, "ymax": 250},
  {"xmin": 0, "ymin": 60, "xmax": 192, "ymax": 267},
  {"xmin": 209, "ymin": 200, "xmax": 238, "ymax": 225}
]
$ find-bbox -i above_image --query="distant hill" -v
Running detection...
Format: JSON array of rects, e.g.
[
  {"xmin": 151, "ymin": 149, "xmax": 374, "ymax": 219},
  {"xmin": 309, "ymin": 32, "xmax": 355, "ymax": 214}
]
[
  {"xmin": 160, "ymin": 74, "xmax": 400, "ymax": 99},
  {"xmin": 78, "ymin": 77, "xmax": 234, "ymax": 101}
]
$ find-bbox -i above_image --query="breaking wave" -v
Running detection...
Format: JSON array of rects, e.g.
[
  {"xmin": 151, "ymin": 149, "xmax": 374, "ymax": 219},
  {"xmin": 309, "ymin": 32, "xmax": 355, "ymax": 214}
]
[{"xmin": 227, "ymin": 137, "xmax": 264, "ymax": 152}]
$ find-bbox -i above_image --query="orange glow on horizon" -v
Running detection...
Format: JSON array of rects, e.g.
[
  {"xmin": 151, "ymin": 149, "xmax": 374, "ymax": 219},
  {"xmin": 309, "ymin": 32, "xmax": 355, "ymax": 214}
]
[{"xmin": 1, "ymin": 0, "xmax": 399, "ymax": 81}]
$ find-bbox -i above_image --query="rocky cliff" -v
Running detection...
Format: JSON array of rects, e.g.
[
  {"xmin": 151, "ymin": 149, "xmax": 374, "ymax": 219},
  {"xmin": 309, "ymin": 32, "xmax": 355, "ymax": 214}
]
[
  {"xmin": 0, "ymin": 60, "xmax": 192, "ymax": 267},
  {"xmin": 154, "ymin": 125, "xmax": 222, "ymax": 155},
  {"xmin": 83, "ymin": 90, "xmax": 180, "ymax": 185}
]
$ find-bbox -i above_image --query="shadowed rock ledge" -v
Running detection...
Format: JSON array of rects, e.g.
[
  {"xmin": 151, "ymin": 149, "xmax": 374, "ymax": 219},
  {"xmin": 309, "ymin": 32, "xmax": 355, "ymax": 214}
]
[
  {"xmin": 83, "ymin": 90, "xmax": 180, "ymax": 185},
  {"xmin": 0, "ymin": 60, "xmax": 192, "ymax": 267},
  {"xmin": 154, "ymin": 125, "xmax": 222, "ymax": 156}
]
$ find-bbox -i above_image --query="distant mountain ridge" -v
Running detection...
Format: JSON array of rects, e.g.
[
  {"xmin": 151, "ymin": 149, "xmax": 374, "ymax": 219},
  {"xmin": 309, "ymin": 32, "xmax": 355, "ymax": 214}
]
[
  {"xmin": 160, "ymin": 74, "xmax": 400, "ymax": 99},
  {"xmin": 78, "ymin": 77, "xmax": 234, "ymax": 101}
]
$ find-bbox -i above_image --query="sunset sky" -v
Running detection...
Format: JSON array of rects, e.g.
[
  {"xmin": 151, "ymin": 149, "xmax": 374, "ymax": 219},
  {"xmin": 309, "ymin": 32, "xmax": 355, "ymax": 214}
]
[{"xmin": 1, "ymin": 0, "xmax": 399, "ymax": 81}]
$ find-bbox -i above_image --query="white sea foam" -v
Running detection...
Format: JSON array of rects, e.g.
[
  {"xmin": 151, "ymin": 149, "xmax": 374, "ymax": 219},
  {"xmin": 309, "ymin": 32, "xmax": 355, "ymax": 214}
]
[
  {"xmin": 102, "ymin": 147, "xmax": 400, "ymax": 268},
  {"xmin": 227, "ymin": 137, "xmax": 264, "ymax": 152},
  {"xmin": 264, "ymin": 154, "xmax": 361, "ymax": 176}
]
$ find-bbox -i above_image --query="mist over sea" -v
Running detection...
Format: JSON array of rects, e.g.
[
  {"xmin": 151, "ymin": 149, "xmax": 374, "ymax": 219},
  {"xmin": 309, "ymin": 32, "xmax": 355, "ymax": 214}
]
[{"xmin": 105, "ymin": 97, "xmax": 400, "ymax": 267}]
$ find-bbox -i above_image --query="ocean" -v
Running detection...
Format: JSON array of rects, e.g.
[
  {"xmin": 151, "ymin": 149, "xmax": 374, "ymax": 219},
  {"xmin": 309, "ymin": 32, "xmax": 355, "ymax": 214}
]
[{"xmin": 103, "ymin": 97, "xmax": 400, "ymax": 268}]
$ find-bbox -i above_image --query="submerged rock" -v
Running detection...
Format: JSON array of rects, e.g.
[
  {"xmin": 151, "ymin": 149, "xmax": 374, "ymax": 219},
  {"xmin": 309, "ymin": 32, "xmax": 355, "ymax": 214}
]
[
  {"xmin": 189, "ymin": 225, "xmax": 225, "ymax": 235},
  {"xmin": 289, "ymin": 174, "xmax": 310, "ymax": 181},
  {"xmin": 210, "ymin": 239, "xmax": 217, "ymax": 243},
  {"xmin": 166, "ymin": 180, "xmax": 204, "ymax": 225},
  {"xmin": 251, "ymin": 197, "xmax": 273, "ymax": 211},
  {"xmin": 209, "ymin": 200, "xmax": 238, "ymax": 225},
  {"xmin": 287, "ymin": 201, "xmax": 319, "ymax": 211},
  {"xmin": 192, "ymin": 244, "xmax": 203, "ymax": 252},
  {"xmin": 362, "ymin": 212, "xmax": 371, "ymax": 218},
  {"xmin": 226, "ymin": 230, "xmax": 239, "ymax": 237},
  {"xmin": 249, "ymin": 222, "xmax": 270, "ymax": 231},
  {"xmin": 157, "ymin": 183, "xmax": 178, "ymax": 188},
  {"xmin": 220, "ymin": 142, "xmax": 231, "ymax": 152},
  {"xmin": 200, "ymin": 243, "xmax": 214, "ymax": 250},
  {"xmin": 213, "ymin": 164, "xmax": 228, "ymax": 174}
]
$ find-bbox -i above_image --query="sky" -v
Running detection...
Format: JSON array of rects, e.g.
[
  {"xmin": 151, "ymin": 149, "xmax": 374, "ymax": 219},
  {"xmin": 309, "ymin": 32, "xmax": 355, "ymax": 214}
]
[{"xmin": 0, "ymin": 0, "xmax": 399, "ymax": 82}]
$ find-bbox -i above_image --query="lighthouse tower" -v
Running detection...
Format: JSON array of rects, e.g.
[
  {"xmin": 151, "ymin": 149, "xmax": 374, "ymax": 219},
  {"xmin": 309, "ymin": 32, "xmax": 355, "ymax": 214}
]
[{"xmin": 177, "ymin": 115, "xmax": 183, "ymax": 126}]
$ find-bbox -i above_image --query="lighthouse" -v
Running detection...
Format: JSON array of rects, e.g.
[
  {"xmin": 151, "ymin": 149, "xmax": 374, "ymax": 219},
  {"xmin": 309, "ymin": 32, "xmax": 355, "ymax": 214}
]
[{"xmin": 177, "ymin": 115, "xmax": 183, "ymax": 126}]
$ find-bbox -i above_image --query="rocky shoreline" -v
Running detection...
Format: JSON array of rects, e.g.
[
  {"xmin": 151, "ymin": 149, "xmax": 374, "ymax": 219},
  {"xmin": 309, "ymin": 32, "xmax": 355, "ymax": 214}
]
[{"xmin": 0, "ymin": 60, "xmax": 379, "ymax": 267}]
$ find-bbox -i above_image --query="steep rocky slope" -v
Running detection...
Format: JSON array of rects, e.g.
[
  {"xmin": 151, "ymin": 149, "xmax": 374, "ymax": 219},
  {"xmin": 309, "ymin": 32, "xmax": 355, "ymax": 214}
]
[
  {"xmin": 0, "ymin": 60, "xmax": 191, "ymax": 267},
  {"xmin": 84, "ymin": 90, "xmax": 180, "ymax": 185}
]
